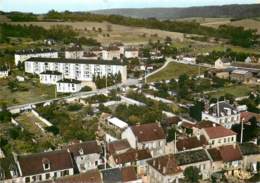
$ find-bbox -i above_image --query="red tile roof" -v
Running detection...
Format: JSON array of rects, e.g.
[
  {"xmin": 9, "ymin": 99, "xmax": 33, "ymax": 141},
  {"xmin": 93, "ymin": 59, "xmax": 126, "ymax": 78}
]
[
  {"xmin": 207, "ymin": 148, "xmax": 222, "ymax": 162},
  {"xmin": 121, "ymin": 166, "xmax": 138, "ymax": 182},
  {"xmin": 147, "ymin": 154, "xmax": 182, "ymax": 175},
  {"xmin": 65, "ymin": 141, "xmax": 101, "ymax": 157},
  {"xmin": 204, "ymin": 126, "xmax": 236, "ymax": 139},
  {"xmin": 107, "ymin": 139, "xmax": 131, "ymax": 155},
  {"xmin": 176, "ymin": 136, "xmax": 207, "ymax": 151},
  {"xmin": 240, "ymin": 112, "xmax": 260, "ymax": 123},
  {"xmin": 131, "ymin": 123, "xmax": 165, "ymax": 142},
  {"xmin": 54, "ymin": 169, "xmax": 102, "ymax": 183},
  {"xmin": 219, "ymin": 145, "xmax": 243, "ymax": 162},
  {"xmin": 181, "ymin": 122, "xmax": 196, "ymax": 129},
  {"xmin": 18, "ymin": 150, "xmax": 74, "ymax": 176},
  {"xmin": 113, "ymin": 149, "xmax": 151, "ymax": 164}
]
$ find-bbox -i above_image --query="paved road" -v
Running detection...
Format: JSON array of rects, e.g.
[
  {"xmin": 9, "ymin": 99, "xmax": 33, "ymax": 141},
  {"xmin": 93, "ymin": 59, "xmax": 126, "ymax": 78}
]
[
  {"xmin": 144, "ymin": 58, "xmax": 176, "ymax": 80},
  {"xmin": 6, "ymin": 79, "xmax": 139, "ymax": 113}
]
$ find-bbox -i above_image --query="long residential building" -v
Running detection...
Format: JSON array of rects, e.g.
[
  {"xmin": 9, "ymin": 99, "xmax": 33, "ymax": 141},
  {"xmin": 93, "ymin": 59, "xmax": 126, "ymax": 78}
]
[
  {"xmin": 15, "ymin": 49, "xmax": 58, "ymax": 66},
  {"xmin": 24, "ymin": 58, "xmax": 127, "ymax": 83}
]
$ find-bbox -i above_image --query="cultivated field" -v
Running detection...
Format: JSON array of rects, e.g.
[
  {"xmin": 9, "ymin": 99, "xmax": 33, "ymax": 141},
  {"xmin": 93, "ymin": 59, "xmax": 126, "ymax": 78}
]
[
  {"xmin": 10, "ymin": 21, "xmax": 184, "ymax": 45},
  {"xmin": 208, "ymin": 84, "xmax": 258, "ymax": 98},
  {"xmin": 202, "ymin": 18, "xmax": 260, "ymax": 34},
  {"xmin": 147, "ymin": 62, "xmax": 208, "ymax": 82}
]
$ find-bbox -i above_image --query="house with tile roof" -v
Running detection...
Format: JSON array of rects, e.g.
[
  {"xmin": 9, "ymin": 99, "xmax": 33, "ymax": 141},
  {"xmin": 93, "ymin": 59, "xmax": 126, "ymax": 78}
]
[
  {"xmin": 201, "ymin": 125, "xmax": 237, "ymax": 148},
  {"xmin": 239, "ymin": 143, "xmax": 260, "ymax": 173},
  {"xmin": 147, "ymin": 149, "xmax": 211, "ymax": 183},
  {"xmin": 207, "ymin": 144, "xmax": 243, "ymax": 174},
  {"xmin": 107, "ymin": 139, "xmax": 152, "ymax": 176},
  {"xmin": 52, "ymin": 169, "xmax": 102, "ymax": 183},
  {"xmin": 64, "ymin": 141, "xmax": 102, "ymax": 173},
  {"xmin": 15, "ymin": 149, "xmax": 74, "ymax": 183},
  {"xmin": 147, "ymin": 154, "xmax": 182, "ymax": 183},
  {"xmin": 122, "ymin": 123, "xmax": 166, "ymax": 157}
]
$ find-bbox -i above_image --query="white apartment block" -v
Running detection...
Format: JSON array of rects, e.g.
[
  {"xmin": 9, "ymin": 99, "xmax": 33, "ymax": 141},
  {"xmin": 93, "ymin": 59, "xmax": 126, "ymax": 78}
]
[
  {"xmin": 24, "ymin": 58, "xmax": 127, "ymax": 83},
  {"xmin": 39, "ymin": 71, "xmax": 63, "ymax": 85},
  {"xmin": 14, "ymin": 49, "xmax": 58, "ymax": 65}
]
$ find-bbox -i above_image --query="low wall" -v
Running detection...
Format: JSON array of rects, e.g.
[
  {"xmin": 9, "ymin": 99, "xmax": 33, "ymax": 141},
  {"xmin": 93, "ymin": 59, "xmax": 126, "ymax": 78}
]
[{"xmin": 31, "ymin": 109, "xmax": 53, "ymax": 127}]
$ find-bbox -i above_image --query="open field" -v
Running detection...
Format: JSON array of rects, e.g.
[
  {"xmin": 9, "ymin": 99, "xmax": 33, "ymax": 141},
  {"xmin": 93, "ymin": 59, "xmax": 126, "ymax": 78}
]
[
  {"xmin": 208, "ymin": 84, "xmax": 258, "ymax": 98},
  {"xmin": 147, "ymin": 62, "xmax": 208, "ymax": 82},
  {"xmin": 202, "ymin": 18, "xmax": 260, "ymax": 34},
  {"xmin": 10, "ymin": 21, "xmax": 184, "ymax": 45},
  {"xmin": 177, "ymin": 17, "xmax": 231, "ymax": 24},
  {"xmin": 0, "ymin": 76, "xmax": 55, "ymax": 106}
]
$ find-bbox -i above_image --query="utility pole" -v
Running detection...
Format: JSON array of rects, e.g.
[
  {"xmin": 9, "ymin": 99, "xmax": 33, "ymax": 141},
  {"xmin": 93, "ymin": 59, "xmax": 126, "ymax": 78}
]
[
  {"xmin": 174, "ymin": 131, "xmax": 177, "ymax": 154},
  {"xmin": 144, "ymin": 67, "xmax": 147, "ymax": 84},
  {"xmin": 240, "ymin": 119, "xmax": 244, "ymax": 143},
  {"xmin": 105, "ymin": 67, "xmax": 108, "ymax": 91},
  {"xmin": 104, "ymin": 142, "xmax": 107, "ymax": 170}
]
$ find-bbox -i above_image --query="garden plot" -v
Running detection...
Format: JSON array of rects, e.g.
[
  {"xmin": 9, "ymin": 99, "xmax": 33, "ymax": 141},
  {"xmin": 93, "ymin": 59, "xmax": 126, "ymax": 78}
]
[{"xmin": 15, "ymin": 112, "xmax": 48, "ymax": 135}]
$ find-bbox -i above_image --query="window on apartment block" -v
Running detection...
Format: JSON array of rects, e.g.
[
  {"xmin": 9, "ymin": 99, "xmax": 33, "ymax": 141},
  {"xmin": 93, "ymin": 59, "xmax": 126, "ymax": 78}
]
[{"xmin": 46, "ymin": 173, "xmax": 50, "ymax": 179}]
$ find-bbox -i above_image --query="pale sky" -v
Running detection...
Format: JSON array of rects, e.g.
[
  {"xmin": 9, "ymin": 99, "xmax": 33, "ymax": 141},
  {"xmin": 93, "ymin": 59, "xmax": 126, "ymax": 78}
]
[{"xmin": 0, "ymin": 0, "xmax": 258, "ymax": 13}]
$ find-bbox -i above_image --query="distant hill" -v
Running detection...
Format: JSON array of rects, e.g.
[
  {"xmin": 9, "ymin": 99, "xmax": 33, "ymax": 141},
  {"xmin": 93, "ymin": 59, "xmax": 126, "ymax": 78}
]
[{"xmin": 92, "ymin": 4, "xmax": 260, "ymax": 20}]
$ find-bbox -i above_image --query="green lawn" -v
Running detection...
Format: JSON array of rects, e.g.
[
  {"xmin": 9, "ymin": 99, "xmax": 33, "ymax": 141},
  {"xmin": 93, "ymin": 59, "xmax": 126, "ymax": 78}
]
[
  {"xmin": 209, "ymin": 85, "xmax": 256, "ymax": 98},
  {"xmin": 147, "ymin": 62, "xmax": 208, "ymax": 82}
]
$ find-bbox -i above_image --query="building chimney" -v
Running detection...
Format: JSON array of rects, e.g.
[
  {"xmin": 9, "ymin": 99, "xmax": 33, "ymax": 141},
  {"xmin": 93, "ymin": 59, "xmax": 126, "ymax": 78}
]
[{"xmin": 163, "ymin": 166, "xmax": 166, "ymax": 174}]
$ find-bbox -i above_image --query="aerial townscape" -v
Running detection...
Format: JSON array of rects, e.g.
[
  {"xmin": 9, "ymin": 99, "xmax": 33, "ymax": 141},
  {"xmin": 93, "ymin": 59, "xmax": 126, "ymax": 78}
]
[{"xmin": 0, "ymin": 1, "xmax": 260, "ymax": 183}]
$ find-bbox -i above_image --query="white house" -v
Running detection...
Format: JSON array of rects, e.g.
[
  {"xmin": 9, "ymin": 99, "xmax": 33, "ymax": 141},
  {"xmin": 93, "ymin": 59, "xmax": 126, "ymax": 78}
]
[
  {"xmin": 0, "ymin": 66, "xmax": 9, "ymax": 78},
  {"xmin": 110, "ymin": 42, "xmax": 125, "ymax": 55},
  {"xmin": 105, "ymin": 117, "xmax": 128, "ymax": 142},
  {"xmin": 14, "ymin": 49, "xmax": 58, "ymax": 65},
  {"xmin": 122, "ymin": 123, "xmax": 166, "ymax": 157},
  {"xmin": 39, "ymin": 71, "xmax": 63, "ymax": 85},
  {"xmin": 102, "ymin": 46, "xmax": 121, "ymax": 60},
  {"xmin": 56, "ymin": 79, "xmax": 82, "ymax": 93},
  {"xmin": 16, "ymin": 150, "xmax": 74, "ymax": 183},
  {"xmin": 65, "ymin": 141, "xmax": 102, "ymax": 173},
  {"xmin": 124, "ymin": 48, "xmax": 139, "ymax": 59},
  {"xmin": 202, "ymin": 101, "xmax": 240, "ymax": 129},
  {"xmin": 214, "ymin": 58, "xmax": 232, "ymax": 69},
  {"xmin": 24, "ymin": 58, "xmax": 127, "ymax": 83},
  {"xmin": 65, "ymin": 47, "xmax": 84, "ymax": 59}
]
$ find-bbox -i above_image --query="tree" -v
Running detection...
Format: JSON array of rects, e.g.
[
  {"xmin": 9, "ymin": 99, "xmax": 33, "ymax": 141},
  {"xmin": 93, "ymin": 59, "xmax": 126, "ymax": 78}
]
[
  {"xmin": 184, "ymin": 166, "xmax": 200, "ymax": 183},
  {"xmin": 178, "ymin": 74, "xmax": 189, "ymax": 99},
  {"xmin": 0, "ymin": 104, "xmax": 12, "ymax": 123},
  {"xmin": 189, "ymin": 101, "xmax": 204, "ymax": 121}
]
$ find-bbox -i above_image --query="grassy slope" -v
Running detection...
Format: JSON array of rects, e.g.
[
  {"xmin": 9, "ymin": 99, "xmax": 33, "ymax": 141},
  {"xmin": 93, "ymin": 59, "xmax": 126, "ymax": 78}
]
[{"xmin": 147, "ymin": 62, "xmax": 208, "ymax": 82}]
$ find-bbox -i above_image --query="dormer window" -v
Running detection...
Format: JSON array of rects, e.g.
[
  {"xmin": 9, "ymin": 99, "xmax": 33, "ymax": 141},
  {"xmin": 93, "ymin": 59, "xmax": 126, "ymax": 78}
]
[
  {"xmin": 79, "ymin": 148, "xmax": 84, "ymax": 155},
  {"xmin": 9, "ymin": 164, "xmax": 18, "ymax": 177},
  {"xmin": 42, "ymin": 158, "xmax": 50, "ymax": 171}
]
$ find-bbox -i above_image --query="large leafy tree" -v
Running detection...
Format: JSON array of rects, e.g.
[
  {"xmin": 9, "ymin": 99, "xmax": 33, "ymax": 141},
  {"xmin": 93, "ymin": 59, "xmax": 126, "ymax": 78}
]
[{"xmin": 184, "ymin": 166, "xmax": 201, "ymax": 183}]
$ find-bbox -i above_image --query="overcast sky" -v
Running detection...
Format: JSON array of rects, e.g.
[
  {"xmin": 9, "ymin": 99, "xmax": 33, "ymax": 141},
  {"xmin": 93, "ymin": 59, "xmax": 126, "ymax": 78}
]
[{"xmin": 0, "ymin": 0, "xmax": 258, "ymax": 13}]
